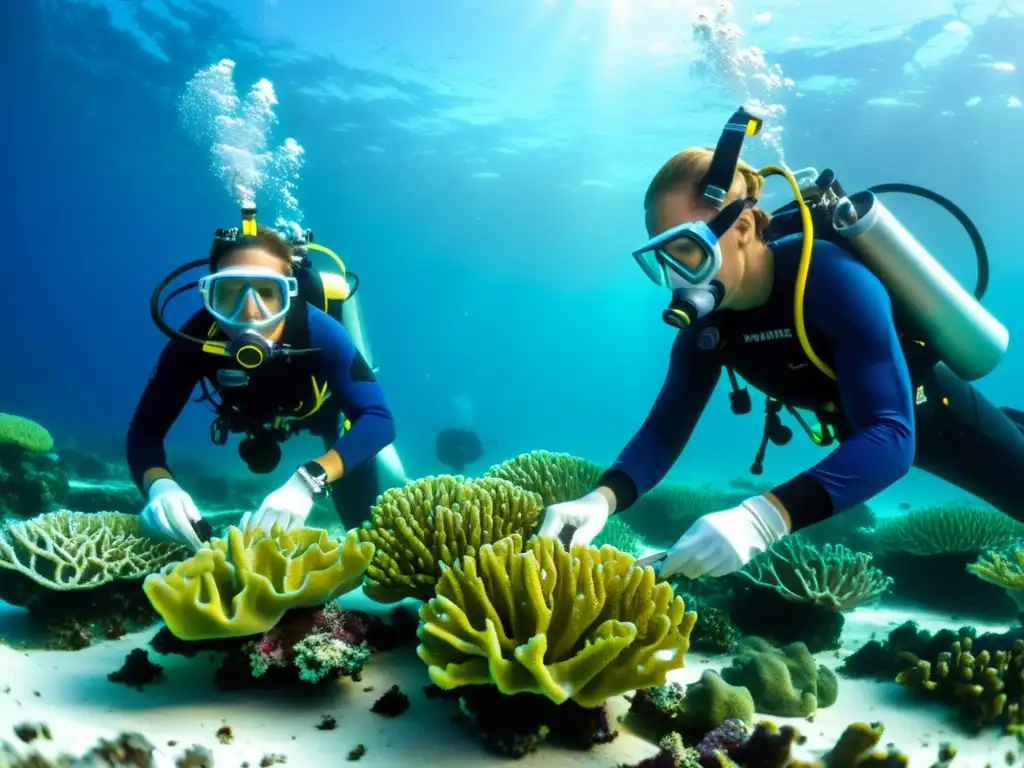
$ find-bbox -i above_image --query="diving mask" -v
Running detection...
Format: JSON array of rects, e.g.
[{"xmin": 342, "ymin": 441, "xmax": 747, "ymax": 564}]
[
  {"xmin": 198, "ymin": 266, "xmax": 299, "ymax": 330},
  {"xmin": 633, "ymin": 197, "xmax": 750, "ymax": 327}
]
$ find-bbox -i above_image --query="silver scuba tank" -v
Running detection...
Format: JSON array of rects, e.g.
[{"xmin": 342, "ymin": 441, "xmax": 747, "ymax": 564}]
[{"xmin": 831, "ymin": 190, "xmax": 1009, "ymax": 381}]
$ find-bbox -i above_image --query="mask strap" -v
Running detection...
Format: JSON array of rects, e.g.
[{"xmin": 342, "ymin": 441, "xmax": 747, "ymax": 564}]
[
  {"xmin": 698, "ymin": 107, "xmax": 763, "ymax": 209},
  {"xmin": 708, "ymin": 197, "xmax": 752, "ymax": 239}
]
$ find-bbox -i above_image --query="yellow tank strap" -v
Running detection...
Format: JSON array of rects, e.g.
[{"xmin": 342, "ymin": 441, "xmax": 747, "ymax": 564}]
[
  {"xmin": 291, "ymin": 376, "xmax": 330, "ymax": 420},
  {"xmin": 306, "ymin": 242, "xmax": 347, "ymax": 275}
]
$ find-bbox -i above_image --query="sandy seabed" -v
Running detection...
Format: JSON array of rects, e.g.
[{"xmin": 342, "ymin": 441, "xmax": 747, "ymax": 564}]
[{"xmin": 0, "ymin": 593, "xmax": 1019, "ymax": 767}]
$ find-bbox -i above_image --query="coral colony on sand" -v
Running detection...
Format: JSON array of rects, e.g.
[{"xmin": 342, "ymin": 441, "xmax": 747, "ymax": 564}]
[{"xmin": 6, "ymin": 419, "xmax": 1024, "ymax": 764}]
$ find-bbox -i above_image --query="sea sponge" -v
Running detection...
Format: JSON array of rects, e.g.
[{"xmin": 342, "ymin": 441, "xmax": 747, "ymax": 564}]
[
  {"xmin": 358, "ymin": 475, "xmax": 543, "ymax": 603},
  {"xmin": 720, "ymin": 637, "xmax": 838, "ymax": 718},
  {"xmin": 483, "ymin": 450, "xmax": 603, "ymax": 506},
  {"xmin": 868, "ymin": 504, "xmax": 1024, "ymax": 555},
  {"xmin": 143, "ymin": 525, "xmax": 373, "ymax": 640},
  {"xmin": 417, "ymin": 533, "xmax": 696, "ymax": 708},
  {"xmin": 739, "ymin": 537, "xmax": 892, "ymax": 611},
  {"xmin": 0, "ymin": 413, "xmax": 54, "ymax": 453},
  {"xmin": 0, "ymin": 509, "xmax": 186, "ymax": 607}
]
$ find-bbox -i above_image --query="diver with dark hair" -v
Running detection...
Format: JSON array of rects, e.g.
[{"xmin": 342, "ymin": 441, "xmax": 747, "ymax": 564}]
[
  {"xmin": 127, "ymin": 209, "xmax": 407, "ymax": 550},
  {"xmin": 540, "ymin": 107, "xmax": 1022, "ymax": 580}
]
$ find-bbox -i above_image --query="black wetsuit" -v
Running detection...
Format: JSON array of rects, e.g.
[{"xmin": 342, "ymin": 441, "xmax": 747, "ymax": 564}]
[
  {"xmin": 598, "ymin": 234, "xmax": 1024, "ymax": 531},
  {"xmin": 126, "ymin": 301, "xmax": 397, "ymax": 528}
]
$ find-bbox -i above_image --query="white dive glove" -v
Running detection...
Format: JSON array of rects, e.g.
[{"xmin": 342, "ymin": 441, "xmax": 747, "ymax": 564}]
[
  {"xmin": 140, "ymin": 478, "xmax": 204, "ymax": 551},
  {"xmin": 660, "ymin": 495, "xmax": 789, "ymax": 580},
  {"xmin": 242, "ymin": 471, "xmax": 317, "ymax": 534},
  {"xmin": 537, "ymin": 490, "xmax": 612, "ymax": 547}
]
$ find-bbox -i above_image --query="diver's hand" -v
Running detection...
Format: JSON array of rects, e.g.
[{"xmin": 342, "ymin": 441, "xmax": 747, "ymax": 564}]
[
  {"xmin": 140, "ymin": 478, "xmax": 204, "ymax": 552},
  {"xmin": 242, "ymin": 472, "xmax": 315, "ymax": 534},
  {"xmin": 661, "ymin": 495, "xmax": 789, "ymax": 579},
  {"xmin": 538, "ymin": 490, "xmax": 611, "ymax": 547}
]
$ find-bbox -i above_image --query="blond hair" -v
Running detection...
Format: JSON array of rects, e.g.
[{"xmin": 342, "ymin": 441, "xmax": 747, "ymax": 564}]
[{"xmin": 643, "ymin": 147, "xmax": 772, "ymax": 239}]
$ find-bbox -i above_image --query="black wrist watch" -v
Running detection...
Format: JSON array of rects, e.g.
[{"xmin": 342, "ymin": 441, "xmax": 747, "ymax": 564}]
[{"xmin": 296, "ymin": 460, "xmax": 331, "ymax": 498}]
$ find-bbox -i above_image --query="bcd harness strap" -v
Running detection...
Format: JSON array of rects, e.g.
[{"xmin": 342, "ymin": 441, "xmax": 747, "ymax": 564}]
[{"xmin": 723, "ymin": 364, "xmax": 836, "ymax": 476}]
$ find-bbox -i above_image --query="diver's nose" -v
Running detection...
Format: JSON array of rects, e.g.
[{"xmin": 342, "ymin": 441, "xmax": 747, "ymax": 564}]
[{"xmin": 240, "ymin": 293, "xmax": 262, "ymax": 320}]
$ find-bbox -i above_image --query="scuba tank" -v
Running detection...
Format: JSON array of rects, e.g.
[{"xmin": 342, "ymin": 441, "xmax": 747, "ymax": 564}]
[
  {"xmin": 766, "ymin": 169, "xmax": 1008, "ymax": 382},
  {"xmin": 831, "ymin": 189, "xmax": 1008, "ymax": 381}
]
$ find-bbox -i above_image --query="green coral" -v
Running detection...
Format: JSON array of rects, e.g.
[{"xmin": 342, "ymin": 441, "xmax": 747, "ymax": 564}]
[
  {"xmin": 739, "ymin": 537, "xmax": 892, "ymax": 611},
  {"xmin": 143, "ymin": 526, "xmax": 373, "ymax": 640},
  {"xmin": 417, "ymin": 533, "xmax": 696, "ymax": 708},
  {"xmin": 680, "ymin": 670, "xmax": 755, "ymax": 735},
  {"xmin": 0, "ymin": 413, "xmax": 53, "ymax": 453},
  {"xmin": 967, "ymin": 546, "xmax": 1024, "ymax": 589},
  {"xmin": 720, "ymin": 636, "xmax": 838, "ymax": 717},
  {"xmin": 869, "ymin": 504, "xmax": 1024, "ymax": 555},
  {"xmin": 483, "ymin": 450, "xmax": 602, "ymax": 506},
  {"xmin": 895, "ymin": 633, "xmax": 1024, "ymax": 732},
  {"xmin": 0, "ymin": 509, "xmax": 186, "ymax": 608},
  {"xmin": 358, "ymin": 475, "xmax": 543, "ymax": 603},
  {"xmin": 292, "ymin": 633, "xmax": 371, "ymax": 683},
  {"xmin": 592, "ymin": 517, "xmax": 644, "ymax": 557}
]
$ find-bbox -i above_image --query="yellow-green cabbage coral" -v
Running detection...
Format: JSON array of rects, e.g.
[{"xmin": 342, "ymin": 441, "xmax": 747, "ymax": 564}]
[{"xmin": 417, "ymin": 534, "xmax": 696, "ymax": 708}]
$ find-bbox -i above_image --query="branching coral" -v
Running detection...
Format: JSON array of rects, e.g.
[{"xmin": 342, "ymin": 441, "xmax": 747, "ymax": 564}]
[
  {"xmin": 417, "ymin": 533, "xmax": 696, "ymax": 709},
  {"xmin": 0, "ymin": 510, "xmax": 186, "ymax": 605},
  {"xmin": 143, "ymin": 525, "xmax": 373, "ymax": 640},
  {"xmin": 895, "ymin": 633, "xmax": 1024, "ymax": 732},
  {"xmin": 358, "ymin": 475, "xmax": 543, "ymax": 603},
  {"xmin": 482, "ymin": 450, "xmax": 603, "ymax": 506},
  {"xmin": 738, "ymin": 537, "xmax": 892, "ymax": 611},
  {"xmin": 868, "ymin": 504, "xmax": 1024, "ymax": 555},
  {"xmin": 967, "ymin": 546, "xmax": 1024, "ymax": 589}
]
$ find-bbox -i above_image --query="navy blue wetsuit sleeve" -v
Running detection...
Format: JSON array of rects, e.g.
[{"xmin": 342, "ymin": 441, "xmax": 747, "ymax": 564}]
[
  {"xmin": 772, "ymin": 242, "xmax": 915, "ymax": 530},
  {"xmin": 598, "ymin": 330, "xmax": 722, "ymax": 511},
  {"xmin": 307, "ymin": 308, "xmax": 396, "ymax": 474},
  {"xmin": 125, "ymin": 340, "xmax": 202, "ymax": 494}
]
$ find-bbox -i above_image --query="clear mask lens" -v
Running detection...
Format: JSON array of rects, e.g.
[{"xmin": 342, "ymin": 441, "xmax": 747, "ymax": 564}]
[{"xmin": 201, "ymin": 270, "xmax": 294, "ymax": 328}]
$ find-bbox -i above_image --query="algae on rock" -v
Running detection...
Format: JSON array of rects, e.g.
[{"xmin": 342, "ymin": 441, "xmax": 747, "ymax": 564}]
[
  {"xmin": 417, "ymin": 533, "xmax": 696, "ymax": 709},
  {"xmin": 143, "ymin": 525, "xmax": 373, "ymax": 640},
  {"xmin": 358, "ymin": 474, "xmax": 543, "ymax": 603}
]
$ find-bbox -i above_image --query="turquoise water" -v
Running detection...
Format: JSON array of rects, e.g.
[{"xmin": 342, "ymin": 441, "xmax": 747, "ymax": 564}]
[{"xmin": 3, "ymin": 1, "xmax": 1024, "ymax": 765}]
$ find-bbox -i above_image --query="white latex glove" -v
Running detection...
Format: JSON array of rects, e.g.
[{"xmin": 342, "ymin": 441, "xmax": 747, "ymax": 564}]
[
  {"xmin": 140, "ymin": 478, "xmax": 204, "ymax": 552},
  {"xmin": 241, "ymin": 472, "xmax": 315, "ymax": 534},
  {"xmin": 661, "ymin": 495, "xmax": 789, "ymax": 579},
  {"xmin": 538, "ymin": 490, "xmax": 611, "ymax": 547}
]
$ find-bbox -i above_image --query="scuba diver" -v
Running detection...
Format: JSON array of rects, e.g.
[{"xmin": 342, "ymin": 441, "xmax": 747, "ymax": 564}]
[
  {"xmin": 127, "ymin": 208, "xmax": 407, "ymax": 550},
  {"xmin": 540, "ymin": 106, "xmax": 1022, "ymax": 581}
]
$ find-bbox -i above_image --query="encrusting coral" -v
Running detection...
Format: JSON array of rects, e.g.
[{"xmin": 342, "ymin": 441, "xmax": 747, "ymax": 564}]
[
  {"xmin": 143, "ymin": 525, "xmax": 373, "ymax": 640},
  {"xmin": 628, "ymin": 671, "xmax": 755, "ymax": 742},
  {"xmin": 0, "ymin": 510, "xmax": 185, "ymax": 647},
  {"xmin": 719, "ymin": 637, "xmax": 838, "ymax": 718},
  {"xmin": 739, "ymin": 537, "xmax": 892, "ymax": 611},
  {"xmin": 358, "ymin": 474, "xmax": 543, "ymax": 603},
  {"xmin": 417, "ymin": 533, "xmax": 696, "ymax": 709},
  {"xmin": 483, "ymin": 450, "xmax": 603, "ymax": 506}
]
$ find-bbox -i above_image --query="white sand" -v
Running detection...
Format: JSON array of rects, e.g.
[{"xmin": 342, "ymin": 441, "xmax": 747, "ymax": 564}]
[{"xmin": 0, "ymin": 596, "xmax": 1019, "ymax": 766}]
